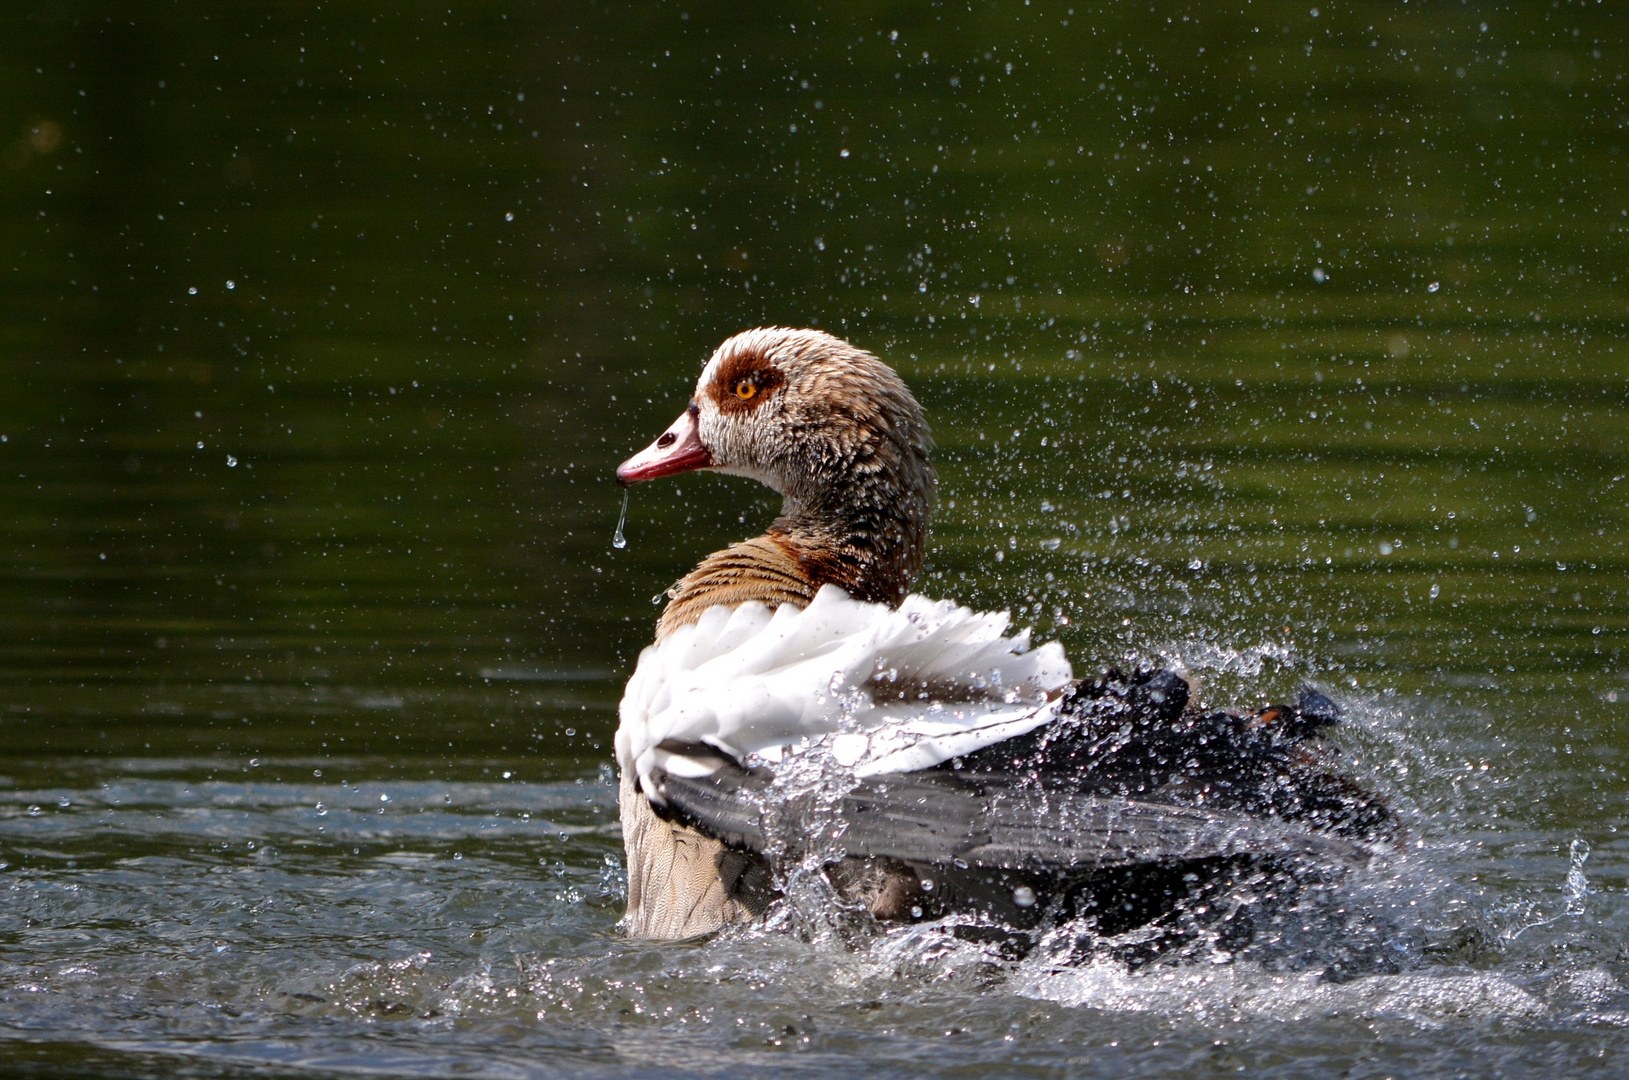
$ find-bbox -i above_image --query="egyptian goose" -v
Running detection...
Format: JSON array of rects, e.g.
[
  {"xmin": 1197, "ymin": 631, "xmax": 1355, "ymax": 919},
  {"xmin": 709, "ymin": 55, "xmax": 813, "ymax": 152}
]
[{"xmin": 614, "ymin": 328, "xmax": 1388, "ymax": 943}]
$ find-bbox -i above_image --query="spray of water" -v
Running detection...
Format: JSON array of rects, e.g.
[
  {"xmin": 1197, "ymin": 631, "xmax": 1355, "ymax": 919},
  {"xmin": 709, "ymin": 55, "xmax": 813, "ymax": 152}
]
[{"xmin": 1505, "ymin": 837, "xmax": 1593, "ymax": 940}]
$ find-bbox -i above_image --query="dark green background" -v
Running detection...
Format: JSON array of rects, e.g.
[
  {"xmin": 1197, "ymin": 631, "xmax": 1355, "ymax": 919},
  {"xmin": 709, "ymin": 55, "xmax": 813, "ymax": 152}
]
[{"xmin": 6, "ymin": 2, "xmax": 1622, "ymax": 765}]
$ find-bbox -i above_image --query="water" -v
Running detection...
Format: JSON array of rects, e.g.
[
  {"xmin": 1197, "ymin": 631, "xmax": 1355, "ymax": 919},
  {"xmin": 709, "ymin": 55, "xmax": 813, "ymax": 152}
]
[
  {"xmin": 612, "ymin": 490, "xmax": 629, "ymax": 550},
  {"xmin": 1, "ymin": 2, "xmax": 1626, "ymax": 1076}
]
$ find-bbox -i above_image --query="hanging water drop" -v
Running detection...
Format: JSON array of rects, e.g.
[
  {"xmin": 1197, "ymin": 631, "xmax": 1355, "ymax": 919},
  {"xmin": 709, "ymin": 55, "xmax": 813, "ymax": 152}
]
[{"xmin": 612, "ymin": 488, "xmax": 629, "ymax": 549}]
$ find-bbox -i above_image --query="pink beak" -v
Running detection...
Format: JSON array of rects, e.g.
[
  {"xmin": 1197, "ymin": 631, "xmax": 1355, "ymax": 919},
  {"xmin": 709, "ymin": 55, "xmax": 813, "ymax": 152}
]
[{"xmin": 616, "ymin": 403, "xmax": 712, "ymax": 486}]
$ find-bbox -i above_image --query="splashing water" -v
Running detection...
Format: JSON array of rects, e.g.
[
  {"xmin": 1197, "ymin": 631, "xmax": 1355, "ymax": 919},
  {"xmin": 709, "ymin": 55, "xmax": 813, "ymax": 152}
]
[
  {"xmin": 1506, "ymin": 837, "xmax": 1594, "ymax": 940},
  {"xmin": 1564, "ymin": 838, "xmax": 1593, "ymax": 917},
  {"xmin": 751, "ymin": 737, "xmax": 864, "ymax": 943},
  {"xmin": 612, "ymin": 488, "xmax": 629, "ymax": 549}
]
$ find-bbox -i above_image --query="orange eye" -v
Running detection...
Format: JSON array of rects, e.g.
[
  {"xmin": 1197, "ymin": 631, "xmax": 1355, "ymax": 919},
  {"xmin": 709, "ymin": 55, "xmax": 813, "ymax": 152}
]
[{"xmin": 734, "ymin": 380, "xmax": 756, "ymax": 400}]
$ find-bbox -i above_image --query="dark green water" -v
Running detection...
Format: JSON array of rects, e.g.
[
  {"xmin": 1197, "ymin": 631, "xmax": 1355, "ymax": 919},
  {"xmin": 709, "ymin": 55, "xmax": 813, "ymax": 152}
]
[{"xmin": 1, "ymin": 3, "xmax": 1626, "ymax": 1077}]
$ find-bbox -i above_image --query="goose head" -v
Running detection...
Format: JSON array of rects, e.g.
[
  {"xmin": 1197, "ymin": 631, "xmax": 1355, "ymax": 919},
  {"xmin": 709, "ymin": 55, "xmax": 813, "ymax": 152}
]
[{"xmin": 617, "ymin": 327, "xmax": 936, "ymax": 605}]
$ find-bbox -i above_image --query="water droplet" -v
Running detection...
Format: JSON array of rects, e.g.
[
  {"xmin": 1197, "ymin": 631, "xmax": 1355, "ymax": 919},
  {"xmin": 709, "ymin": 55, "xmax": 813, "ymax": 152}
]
[
  {"xmin": 612, "ymin": 488, "xmax": 629, "ymax": 549},
  {"xmin": 1013, "ymin": 885, "xmax": 1037, "ymax": 908},
  {"xmin": 1427, "ymin": 280, "xmax": 1441, "ymax": 293},
  {"xmin": 1429, "ymin": 583, "xmax": 1440, "ymax": 599},
  {"xmin": 1311, "ymin": 267, "xmax": 1327, "ymax": 283},
  {"xmin": 1565, "ymin": 839, "xmax": 1592, "ymax": 916},
  {"xmin": 225, "ymin": 279, "xmax": 235, "ymax": 290},
  {"xmin": 226, "ymin": 455, "xmax": 238, "ymax": 467}
]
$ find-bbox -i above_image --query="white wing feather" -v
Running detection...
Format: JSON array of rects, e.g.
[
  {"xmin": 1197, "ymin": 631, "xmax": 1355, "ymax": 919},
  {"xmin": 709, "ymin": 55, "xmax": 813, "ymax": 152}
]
[{"xmin": 617, "ymin": 584, "xmax": 1073, "ymax": 802}]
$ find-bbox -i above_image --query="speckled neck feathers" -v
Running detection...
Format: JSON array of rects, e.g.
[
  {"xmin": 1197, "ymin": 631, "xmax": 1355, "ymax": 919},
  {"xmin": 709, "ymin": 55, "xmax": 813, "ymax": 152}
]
[{"xmin": 652, "ymin": 329, "xmax": 936, "ymax": 640}]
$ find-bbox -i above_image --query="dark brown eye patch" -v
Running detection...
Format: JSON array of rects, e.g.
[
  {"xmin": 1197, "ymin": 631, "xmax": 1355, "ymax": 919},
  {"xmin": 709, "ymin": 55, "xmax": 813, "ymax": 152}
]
[{"xmin": 709, "ymin": 352, "xmax": 785, "ymax": 413}]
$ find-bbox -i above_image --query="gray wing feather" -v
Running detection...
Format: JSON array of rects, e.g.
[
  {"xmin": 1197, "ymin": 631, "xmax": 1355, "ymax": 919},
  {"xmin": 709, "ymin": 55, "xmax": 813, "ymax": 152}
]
[{"xmin": 650, "ymin": 764, "xmax": 1366, "ymax": 872}]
